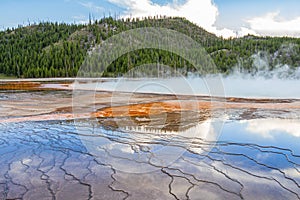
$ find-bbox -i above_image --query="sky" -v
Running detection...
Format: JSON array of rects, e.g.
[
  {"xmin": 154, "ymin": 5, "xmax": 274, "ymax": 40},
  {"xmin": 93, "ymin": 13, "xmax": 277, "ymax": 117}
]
[{"xmin": 1, "ymin": 0, "xmax": 300, "ymax": 38}]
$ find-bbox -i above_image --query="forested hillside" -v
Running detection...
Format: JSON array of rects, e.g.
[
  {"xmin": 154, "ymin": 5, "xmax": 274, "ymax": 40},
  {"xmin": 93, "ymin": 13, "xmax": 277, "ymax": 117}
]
[{"xmin": 0, "ymin": 16, "xmax": 299, "ymax": 78}]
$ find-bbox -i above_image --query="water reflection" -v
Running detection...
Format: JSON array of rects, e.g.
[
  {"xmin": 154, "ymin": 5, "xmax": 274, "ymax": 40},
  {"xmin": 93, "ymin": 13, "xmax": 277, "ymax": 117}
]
[
  {"xmin": 1, "ymin": 117, "xmax": 300, "ymax": 199},
  {"xmin": 79, "ymin": 108, "xmax": 218, "ymax": 174},
  {"xmin": 220, "ymin": 119, "xmax": 300, "ymax": 155},
  {"xmin": 244, "ymin": 118, "xmax": 300, "ymax": 138},
  {"xmin": 1, "ymin": 88, "xmax": 300, "ymax": 199}
]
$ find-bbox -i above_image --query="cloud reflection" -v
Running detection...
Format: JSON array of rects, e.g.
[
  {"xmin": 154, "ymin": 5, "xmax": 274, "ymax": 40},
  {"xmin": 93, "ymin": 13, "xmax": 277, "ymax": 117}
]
[{"xmin": 243, "ymin": 118, "xmax": 300, "ymax": 139}]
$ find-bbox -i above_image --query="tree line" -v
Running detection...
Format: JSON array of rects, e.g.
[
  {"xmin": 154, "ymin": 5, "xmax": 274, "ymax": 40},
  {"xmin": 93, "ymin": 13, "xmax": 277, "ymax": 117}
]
[{"xmin": 0, "ymin": 16, "xmax": 299, "ymax": 78}]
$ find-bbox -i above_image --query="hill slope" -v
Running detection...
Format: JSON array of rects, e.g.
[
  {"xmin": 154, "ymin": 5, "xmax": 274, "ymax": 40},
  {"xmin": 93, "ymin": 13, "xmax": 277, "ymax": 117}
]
[{"xmin": 0, "ymin": 16, "xmax": 299, "ymax": 78}]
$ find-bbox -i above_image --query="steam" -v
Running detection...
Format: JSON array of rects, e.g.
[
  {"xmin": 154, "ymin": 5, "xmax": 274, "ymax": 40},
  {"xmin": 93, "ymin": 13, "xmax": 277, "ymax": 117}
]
[
  {"xmin": 221, "ymin": 77, "xmax": 300, "ymax": 99},
  {"xmin": 74, "ymin": 74, "xmax": 300, "ymax": 99},
  {"xmin": 230, "ymin": 43, "xmax": 300, "ymax": 79},
  {"xmin": 74, "ymin": 43, "xmax": 300, "ymax": 99},
  {"xmin": 218, "ymin": 43, "xmax": 300, "ymax": 99}
]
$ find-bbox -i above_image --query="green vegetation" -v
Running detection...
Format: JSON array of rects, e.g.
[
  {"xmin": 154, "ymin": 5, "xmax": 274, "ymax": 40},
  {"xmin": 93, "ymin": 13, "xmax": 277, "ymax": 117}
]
[
  {"xmin": 0, "ymin": 16, "xmax": 300, "ymax": 78},
  {"xmin": 0, "ymin": 73, "xmax": 16, "ymax": 79}
]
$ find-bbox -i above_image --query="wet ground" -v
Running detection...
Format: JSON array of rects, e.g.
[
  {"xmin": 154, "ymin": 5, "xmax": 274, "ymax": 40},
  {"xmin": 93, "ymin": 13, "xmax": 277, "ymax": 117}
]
[{"xmin": 0, "ymin": 81, "xmax": 300, "ymax": 200}]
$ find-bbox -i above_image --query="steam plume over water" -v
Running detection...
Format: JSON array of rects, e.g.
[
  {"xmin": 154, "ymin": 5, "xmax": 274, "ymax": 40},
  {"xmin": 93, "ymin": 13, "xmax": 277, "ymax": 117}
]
[{"xmin": 75, "ymin": 75, "xmax": 300, "ymax": 99}]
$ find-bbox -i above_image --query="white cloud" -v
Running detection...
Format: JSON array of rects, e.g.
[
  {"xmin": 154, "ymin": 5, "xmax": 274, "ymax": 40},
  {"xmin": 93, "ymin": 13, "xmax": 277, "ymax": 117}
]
[
  {"xmin": 108, "ymin": 0, "xmax": 239, "ymax": 38},
  {"xmin": 238, "ymin": 27, "xmax": 257, "ymax": 37},
  {"xmin": 79, "ymin": 1, "xmax": 104, "ymax": 12},
  {"xmin": 72, "ymin": 14, "xmax": 86, "ymax": 20},
  {"xmin": 72, "ymin": 14, "xmax": 89, "ymax": 24},
  {"xmin": 106, "ymin": 0, "xmax": 300, "ymax": 38},
  {"xmin": 247, "ymin": 11, "xmax": 300, "ymax": 37}
]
